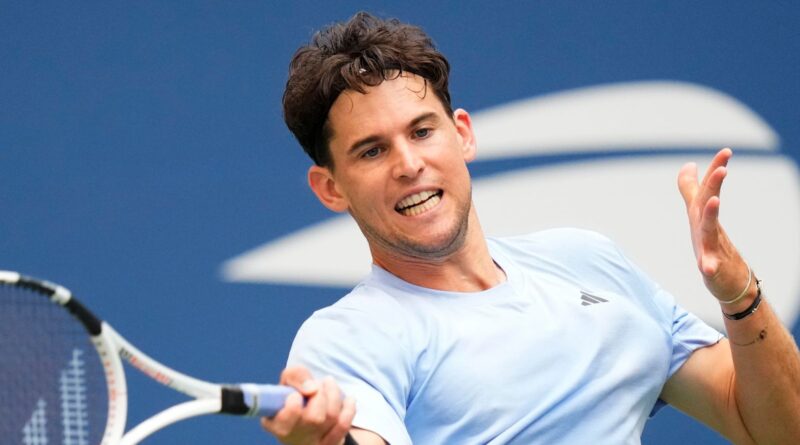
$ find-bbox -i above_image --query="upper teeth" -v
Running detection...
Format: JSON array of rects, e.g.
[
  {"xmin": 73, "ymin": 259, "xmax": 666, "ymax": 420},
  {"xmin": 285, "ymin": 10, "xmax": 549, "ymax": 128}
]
[{"xmin": 396, "ymin": 190, "xmax": 438, "ymax": 210}]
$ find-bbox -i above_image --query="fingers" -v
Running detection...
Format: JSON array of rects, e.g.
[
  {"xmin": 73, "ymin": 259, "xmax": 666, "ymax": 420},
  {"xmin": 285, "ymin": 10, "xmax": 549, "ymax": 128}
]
[
  {"xmin": 678, "ymin": 148, "xmax": 732, "ymax": 210},
  {"xmin": 699, "ymin": 148, "xmax": 731, "ymax": 207},
  {"xmin": 699, "ymin": 196, "xmax": 722, "ymax": 277},
  {"xmin": 320, "ymin": 398, "xmax": 356, "ymax": 445},
  {"xmin": 300, "ymin": 377, "xmax": 341, "ymax": 431},
  {"xmin": 701, "ymin": 148, "xmax": 732, "ymax": 187},
  {"xmin": 678, "ymin": 149, "xmax": 733, "ymax": 278},
  {"xmin": 322, "ymin": 376, "xmax": 344, "ymax": 426},
  {"xmin": 697, "ymin": 165, "xmax": 727, "ymax": 208},
  {"xmin": 679, "ymin": 148, "xmax": 749, "ymax": 297},
  {"xmin": 261, "ymin": 370, "xmax": 355, "ymax": 445},
  {"xmin": 701, "ymin": 196, "xmax": 721, "ymax": 234},
  {"xmin": 261, "ymin": 390, "xmax": 305, "ymax": 437}
]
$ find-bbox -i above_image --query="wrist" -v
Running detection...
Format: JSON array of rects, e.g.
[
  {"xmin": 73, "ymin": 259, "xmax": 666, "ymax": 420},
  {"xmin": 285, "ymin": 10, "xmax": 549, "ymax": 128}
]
[
  {"xmin": 722, "ymin": 276, "xmax": 763, "ymax": 320},
  {"xmin": 715, "ymin": 264, "xmax": 755, "ymax": 307}
]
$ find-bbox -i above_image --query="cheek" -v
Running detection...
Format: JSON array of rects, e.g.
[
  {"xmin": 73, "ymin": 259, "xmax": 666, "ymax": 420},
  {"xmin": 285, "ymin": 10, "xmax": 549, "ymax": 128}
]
[
  {"xmin": 343, "ymin": 178, "xmax": 386, "ymax": 212},
  {"xmin": 447, "ymin": 166, "xmax": 474, "ymax": 201}
]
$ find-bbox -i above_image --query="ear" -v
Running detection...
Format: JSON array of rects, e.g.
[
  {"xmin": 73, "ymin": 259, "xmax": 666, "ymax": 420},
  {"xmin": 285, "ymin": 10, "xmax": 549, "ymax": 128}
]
[
  {"xmin": 453, "ymin": 109, "xmax": 477, "ymax": 163},
  {"xmin": 308, "ymin": 165, "xmax": 349, "ymax": 213}
]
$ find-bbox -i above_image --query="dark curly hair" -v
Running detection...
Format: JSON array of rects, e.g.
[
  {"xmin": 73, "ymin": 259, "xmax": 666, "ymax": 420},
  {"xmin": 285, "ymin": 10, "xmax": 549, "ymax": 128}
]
[{"xmin": 283, "ymin": 12, "xmax": 453, "ymax": 168}]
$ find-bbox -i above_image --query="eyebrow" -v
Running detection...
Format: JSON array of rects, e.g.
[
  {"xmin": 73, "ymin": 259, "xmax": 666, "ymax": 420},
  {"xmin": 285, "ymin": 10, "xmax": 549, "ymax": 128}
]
[{"xmin": 347, "ymin": 112, "xmax": 440, "ymax": 156}]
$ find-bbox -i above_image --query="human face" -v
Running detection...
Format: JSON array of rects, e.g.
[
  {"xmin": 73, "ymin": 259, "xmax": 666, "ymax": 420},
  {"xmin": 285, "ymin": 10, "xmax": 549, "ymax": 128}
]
[{"xmin": 308, "ymin": 73, "xmax": 477, "ymax": 262}]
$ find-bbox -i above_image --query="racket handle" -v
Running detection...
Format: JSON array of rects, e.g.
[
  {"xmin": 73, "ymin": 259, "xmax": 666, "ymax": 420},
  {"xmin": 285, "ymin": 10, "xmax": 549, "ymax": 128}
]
[{"xmin": 221, "ymin": 384, "xmax": 298, "ymax": 417}]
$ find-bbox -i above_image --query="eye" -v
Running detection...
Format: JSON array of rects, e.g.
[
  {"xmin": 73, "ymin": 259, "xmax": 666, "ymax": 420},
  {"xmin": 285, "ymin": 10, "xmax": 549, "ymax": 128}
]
[
  {"xmin": 414, "ymin": 128, "xmax": 431, "ymax": 138},
  {"xmin": 361, "ymin": 146, "xmax": 382, "ymax": 159}
]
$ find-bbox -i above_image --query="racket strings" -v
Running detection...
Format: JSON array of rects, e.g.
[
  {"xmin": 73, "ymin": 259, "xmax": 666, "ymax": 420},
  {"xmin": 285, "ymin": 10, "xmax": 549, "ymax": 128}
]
[{"xmin": 1, "ymin": 283, "xmax": 108, "ymax": 445}]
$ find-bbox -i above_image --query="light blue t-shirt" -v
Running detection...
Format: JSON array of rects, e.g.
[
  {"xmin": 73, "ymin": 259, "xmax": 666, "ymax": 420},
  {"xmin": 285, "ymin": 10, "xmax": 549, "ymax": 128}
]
[{"xmin": 287, "ymin": 229, "xmax": 723, "ymax": 444}]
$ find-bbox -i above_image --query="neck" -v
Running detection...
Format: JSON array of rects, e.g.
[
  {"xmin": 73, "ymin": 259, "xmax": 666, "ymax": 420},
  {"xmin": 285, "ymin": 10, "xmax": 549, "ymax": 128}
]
[{"xmin": 371, "ymin": 207, "xmax": 505, "ymax": 292}]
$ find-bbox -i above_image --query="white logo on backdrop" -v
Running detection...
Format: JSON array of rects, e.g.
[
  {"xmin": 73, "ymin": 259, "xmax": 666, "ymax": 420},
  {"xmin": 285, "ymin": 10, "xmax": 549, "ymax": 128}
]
[{"xmin": 221, "ymin": 81, "xmax": 800, "ymax": 330}]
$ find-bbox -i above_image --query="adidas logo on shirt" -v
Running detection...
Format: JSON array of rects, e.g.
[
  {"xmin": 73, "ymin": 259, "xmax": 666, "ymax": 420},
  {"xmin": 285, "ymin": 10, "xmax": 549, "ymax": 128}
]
[{"xmin": 580, "ymin": 291, "xmax": 608, "ymax": 306}]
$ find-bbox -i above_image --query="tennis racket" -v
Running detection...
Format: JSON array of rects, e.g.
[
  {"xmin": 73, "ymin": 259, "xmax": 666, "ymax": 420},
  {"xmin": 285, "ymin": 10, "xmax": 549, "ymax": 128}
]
[{"xmin": 0, "ymin": 270, "xmax": 296, "ymax": 445}]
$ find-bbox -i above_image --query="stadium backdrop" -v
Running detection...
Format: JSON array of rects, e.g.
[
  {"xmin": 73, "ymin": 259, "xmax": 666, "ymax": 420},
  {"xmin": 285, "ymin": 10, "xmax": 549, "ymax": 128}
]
[{"xmin": 2, "ymin": 2, "xmax": 798, "ymax": 444}]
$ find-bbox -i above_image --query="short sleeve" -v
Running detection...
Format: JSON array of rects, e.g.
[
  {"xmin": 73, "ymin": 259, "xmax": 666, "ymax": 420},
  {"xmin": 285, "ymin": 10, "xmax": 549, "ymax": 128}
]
[
  {"xmin": 287, "ymin": 304, "xmax": 414, "ymax": 445},
  {"xmin": 654, "ymin": 288, "xmax": 724, "ymax": 378},
  {"xmin": 612, "ymin": 242, "xmax": 724, "ymax": 416},
  {"xmin": 648, "ymin": 285, "xmax": 724, "ymax": 415}
]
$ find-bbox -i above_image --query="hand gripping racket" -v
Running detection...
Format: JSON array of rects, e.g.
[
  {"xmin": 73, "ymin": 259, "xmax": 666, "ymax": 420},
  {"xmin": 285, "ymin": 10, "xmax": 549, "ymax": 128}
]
[{"xmin": 0, "ymin": 271, "xmax": 296, "ymax": 445}]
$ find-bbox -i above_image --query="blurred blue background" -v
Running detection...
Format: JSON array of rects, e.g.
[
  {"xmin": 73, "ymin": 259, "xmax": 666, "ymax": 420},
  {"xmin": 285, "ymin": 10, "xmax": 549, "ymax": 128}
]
[{"xmin": 2, "ymin": 1, "xmax": 798, "ymax": 444}]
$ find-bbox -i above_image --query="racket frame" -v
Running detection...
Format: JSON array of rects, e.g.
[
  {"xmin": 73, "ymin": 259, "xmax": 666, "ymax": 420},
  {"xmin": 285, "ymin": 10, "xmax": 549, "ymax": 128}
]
[
  {"xmin": 102, "ymin": 323, "xmax": 223, "ymax": 445},
  {"xmin": 0, "ymin": 271, "xmax": 292, "ymax": 445}
]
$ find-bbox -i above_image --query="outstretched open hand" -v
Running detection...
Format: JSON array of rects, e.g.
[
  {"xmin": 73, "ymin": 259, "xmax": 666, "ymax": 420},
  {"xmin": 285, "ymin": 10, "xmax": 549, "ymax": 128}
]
[{"xmin": 677, "ymin": 148, "xmax": 751, "ymax": 302}]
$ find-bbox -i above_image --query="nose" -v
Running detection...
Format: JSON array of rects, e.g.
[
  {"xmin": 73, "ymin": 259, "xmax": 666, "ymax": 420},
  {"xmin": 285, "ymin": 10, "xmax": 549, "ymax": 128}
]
[{"xmin": 391, "ymin": 141, "xmax": 425, "ymax": 180}]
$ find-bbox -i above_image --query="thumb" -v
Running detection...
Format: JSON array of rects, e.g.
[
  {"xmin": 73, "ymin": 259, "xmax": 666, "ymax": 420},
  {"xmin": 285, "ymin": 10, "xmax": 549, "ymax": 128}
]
[
  {"xmin": 677, "ymin": 162, "xmax": 698, "ymax": 208},
  {"xmin": 280, "ymin": 365, "xmax": 319, "ymax": 396}
]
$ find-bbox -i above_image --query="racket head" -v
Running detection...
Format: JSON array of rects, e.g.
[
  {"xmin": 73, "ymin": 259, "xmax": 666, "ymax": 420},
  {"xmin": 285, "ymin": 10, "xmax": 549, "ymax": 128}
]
[{"xmin": 0, "ymin": 271, "xmax": 121, "ymax": 445}]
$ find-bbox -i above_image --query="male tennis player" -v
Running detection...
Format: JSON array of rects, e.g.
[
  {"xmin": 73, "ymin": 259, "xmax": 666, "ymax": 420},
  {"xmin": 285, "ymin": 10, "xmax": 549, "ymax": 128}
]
[{"xmin": 261, "ymin": 12, "xmax": 800, "ymax": 445}]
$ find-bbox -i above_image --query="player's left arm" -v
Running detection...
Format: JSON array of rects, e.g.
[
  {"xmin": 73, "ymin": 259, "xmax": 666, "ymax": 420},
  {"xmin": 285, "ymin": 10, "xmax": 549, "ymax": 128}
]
[{"xmin": 660, "ymin": 148, "xmax": 800, "ymax": 444}]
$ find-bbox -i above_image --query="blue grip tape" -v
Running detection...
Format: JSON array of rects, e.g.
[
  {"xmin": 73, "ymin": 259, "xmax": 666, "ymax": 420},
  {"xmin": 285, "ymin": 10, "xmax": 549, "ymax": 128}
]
[{"xmin": 240, "ymin": 384, "xmax": 297, "ymax": 417}]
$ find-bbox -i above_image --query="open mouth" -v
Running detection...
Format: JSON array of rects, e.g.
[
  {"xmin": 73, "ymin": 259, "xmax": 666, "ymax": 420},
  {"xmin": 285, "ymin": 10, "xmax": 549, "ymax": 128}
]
[{"xmin": 395, "ymin": 189, "xmax": 443, "ymax": 216}]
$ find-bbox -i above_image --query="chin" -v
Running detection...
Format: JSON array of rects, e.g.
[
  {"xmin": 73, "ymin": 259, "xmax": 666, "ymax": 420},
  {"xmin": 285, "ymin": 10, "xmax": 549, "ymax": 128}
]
[{"xmin": 400, "ymin": 225, "xmax": 469, "ymax": 259}]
